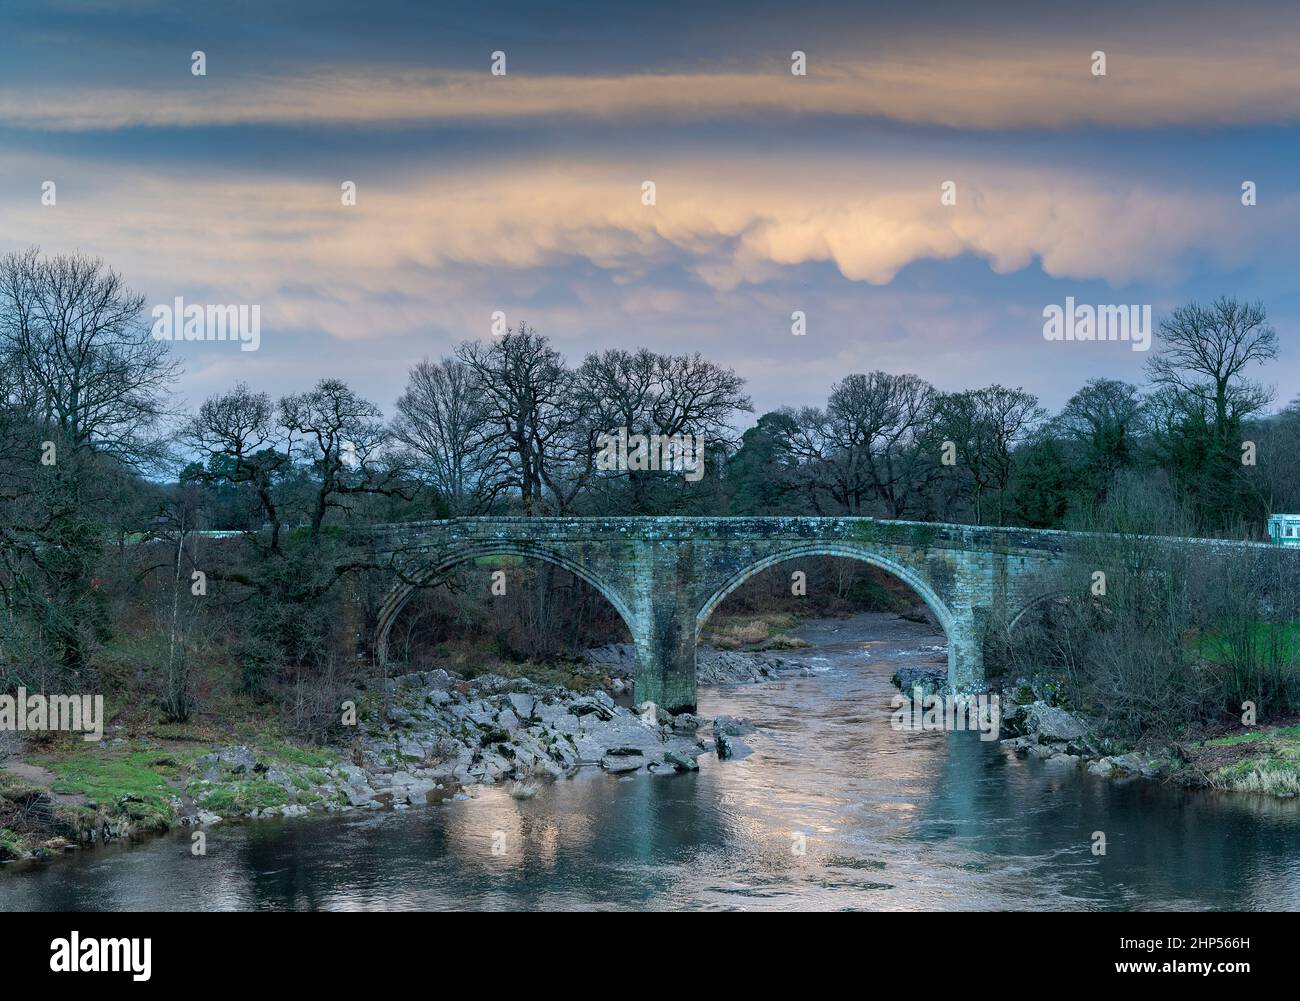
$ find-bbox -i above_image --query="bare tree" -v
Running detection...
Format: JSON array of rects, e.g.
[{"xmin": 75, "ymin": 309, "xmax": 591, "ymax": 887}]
[
  {"xmin": 765, "ymin": 405, "xmax": 840, "ymax": 514},
  {"xmin": 574, "ymin": 348, "xmax": 751, "ymax": 511},
  {"xmin": 279, "ymin": 378, "xmax": 408, "ymax": 542},
  {"xmin": 456, "ymin": 326, "xmax": 576, "ymax": 515},
  {"xmin": 1055, "ymin": 378, "xmax": 1147, "ymax": 501},
  {"xmin": 934, "ymin": 385, "xmax": 1045, "ymax": 525},
  {"xmin": 1146, "ymin": 298, "xmax": 1276, "ymax": 529},
  {"xmin": 839, "ymin": 372, "xmax": 938, "ymax": 518},
  {"xmin": 0, "ymin": 247, "xmax": 178, "ymax": 471},
  {"xmin": 391, "ymin": 358, "xmax": 496, "ymax": 515},
  {"xmin": 0, "ymin": 248, "xmax": 178, "ymax": 675},
  {"xmin": 183, "ymin": 383, "xmax": 288, "ymax": 553},
  {"xmin": 1147, "ymin": 297, "xmax": 1277, "ymax": 431},
  {"xmin": 767, "ymin": 373, "xmax": 938, "ymax": 518}
]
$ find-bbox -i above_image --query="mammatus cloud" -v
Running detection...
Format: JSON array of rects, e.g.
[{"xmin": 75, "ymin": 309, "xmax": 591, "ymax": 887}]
[
  {"xmin": 8, "ymin": 38, "xmax": 1300, "ymax": 131},
  {"xmin": 3, "ymin": 153, "xmax": 1285, "ymax": 347}
]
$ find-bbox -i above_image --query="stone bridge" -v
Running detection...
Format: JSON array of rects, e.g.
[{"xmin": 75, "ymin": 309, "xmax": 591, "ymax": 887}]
[
  {"xmin": 371, "ymin": 516, "xmax": 1129, "ymax": 713},
  {"xmin": 370, "ymin": 517, "xmax": 1297, "ymax": 713}
]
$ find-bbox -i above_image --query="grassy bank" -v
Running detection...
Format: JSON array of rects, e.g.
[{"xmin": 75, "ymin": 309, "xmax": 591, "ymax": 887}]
[
  {"xmin": 706, "ymin": 611, "xmax": 810, "ymax": 651},
  {"xmin": 1194, "ymin": 723, "xmax": 1300, "ymax": 796},
  {"xmin": 0, "ymin": 725, "xmax": 345, "ymax": 864}
]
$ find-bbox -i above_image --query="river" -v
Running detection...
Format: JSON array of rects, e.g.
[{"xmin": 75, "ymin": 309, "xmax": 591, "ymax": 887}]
[{"xmin": 3, "ymin": 613, "xmax": 1300, "ymax": 911}]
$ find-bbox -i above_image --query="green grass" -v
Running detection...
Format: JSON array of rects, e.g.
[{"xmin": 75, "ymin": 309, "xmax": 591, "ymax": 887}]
[
  {"xmin": 32, "ymin": 746, "xmax": 199, "ymax": 830},
  {"xmin": 0, "ymin": 826, "xmax": 33, "ymax": 861},
  {"xmin": 0, "ymin": 770, "xmax": 41, "ymax": 800},
  {"xmin": 1207, "ymin": 723, "xmax": 1300, "ymax": 747},
  {"xmin": 1195, "ymin": 622, "xmax": 1300, "ymax": 664},
  {"xmin": 1204, "ymin": 721, "xmax": 1300, "ymax": 795},
  {"xmin": 256, "ymin": 739, "xmax": 338, "ymax": 770},
  {"xmin": 1215, "ymin": 757, "xmax": 1300, "ymax": 795},
  {"xmin": 193, "ymin": 779, "xmax": 289, "ymax": 815}
]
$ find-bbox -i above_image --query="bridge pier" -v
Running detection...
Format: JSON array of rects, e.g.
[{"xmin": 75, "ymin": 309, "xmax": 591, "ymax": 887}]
[
  {"xmin": 947, "ymin": 604, "xmax": 987, "ymax": 693},
  {"xmin": 633, "ymin": 623, "xmax": 697, "ymax": 715},
  {"xmin": 629, "ymin": 540, "xmax": 699, "ymax": 714}
]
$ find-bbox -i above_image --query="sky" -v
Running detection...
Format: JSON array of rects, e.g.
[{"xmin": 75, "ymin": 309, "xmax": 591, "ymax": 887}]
[{"xmin": 2, "ymin": 0, "xmax": 1299, "ymax": 421}]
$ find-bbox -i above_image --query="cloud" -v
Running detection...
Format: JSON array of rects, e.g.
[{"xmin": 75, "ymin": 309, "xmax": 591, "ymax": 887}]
[
  {"xmin": 8, "ymin": 36, "xmax": 1300, "ymax": 132},
  {"xmin": 4, "ymin": 146, "xmax": 1294, "ymax": 417},
  {"xmin": 3, "ymin": 153, "xmax": 1284, "ymax": 342}
]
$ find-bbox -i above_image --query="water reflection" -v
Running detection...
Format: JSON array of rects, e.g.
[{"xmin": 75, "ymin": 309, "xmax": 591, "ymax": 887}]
[{"xmin": 4, "ymin": 622, "xmax": 1300, "ymax": 911}]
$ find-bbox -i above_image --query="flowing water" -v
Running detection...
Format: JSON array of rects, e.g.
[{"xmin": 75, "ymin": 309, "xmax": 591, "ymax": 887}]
[{"xmin": 4, "ymin": 614, "xmax": 1300, "ymax": 911}]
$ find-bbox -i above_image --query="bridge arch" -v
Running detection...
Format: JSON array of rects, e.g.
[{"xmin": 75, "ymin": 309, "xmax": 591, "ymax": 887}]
[
  {"xmin": 1006, "ymin": 590, "xmax": 1073, "ymax": 634},
  {"xmin": 695, "ymin": 544, "xmax": 957, "ymax": 642},
  {"xmin": 375, "ymin": 543, "xmax": 638, "ymax": 665}
]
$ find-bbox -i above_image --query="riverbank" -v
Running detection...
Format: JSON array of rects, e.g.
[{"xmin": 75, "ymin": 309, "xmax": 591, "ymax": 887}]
[
  {"xmin": 9, "ymin": 606, "xmax": 1294, "ymax": 870},
  {"xmin": 1, "ymin": 610, "xmax": 931, "ymax": 865},
  {"xmin": 0, "ymin": 603, "xmax": 915, "ymax": 863},
  {"xmin": 1, "ymin": 660, "xmax": 749, "ymax": 864},
  {"xmin": 890, "ymin": 665, "xmax": 1300, "ymax": 799},
  {"xmin": 6, "ymin": 610, "xmax": 1300, "ymax": 911}
]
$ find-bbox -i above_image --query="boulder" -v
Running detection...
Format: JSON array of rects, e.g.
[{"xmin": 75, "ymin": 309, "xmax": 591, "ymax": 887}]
[
  {"xmin": 195, "ymin": 745, "xmax": 257, "ymax": 781},
  {"xmin": 397, "ymin": 737, "xmax": 427, "ymax": 761},
  {"xmin": 637, "ymin": 701, "xmax": 672, "ymax": 726},
  {"xmin": 891, "ymin": 667, "xmax": 948, "ymax": 699},
  {"xmin": 403, "ymin": 781, "xmax": 437, "ymax": 805},
  {"xmin": 716, "ymin": 735, "xmax": 753, "ymax": 761},
  {"xmin": 548, "ymin": 737, "xmax": 579, "ymax": 770},
  {"xmin": 507, "ymin": 693, "xmax": 536, "ymax": 721},
  {"xmin": 342, "ymin": 784, "xmax": 376, "ymax": 806},
  {"xmin": 467, "ymin": 705, "xmax": 497, "ymax": 728},
  {"xmin": 713, "ymin": 715, "xmax": 755, "ymax": 737},
  {"xmin": 569, "ymin": 696, "xmax": 616, "ymax": 721},
  {"xmin": 265, "ymin": 767, "xmax": 291, "ymax": 788},
  {"xmin": 336, "ymin": 763, "xmax": 369, "ymax": 788},
  {"xmin": 600, "ymin": 752, "xmax": 644, "ymax": 774},
  {"xmin": 1111, "ymin": 753, "xmax": 1163, "ymax": 778},
  {"xmin": 1024, "ymin": 702, "xmax": 1089, "ymax": 742},
  {"xmin": 670, "ymin": 713, "xmax": 699, "ymax": 731},
  {"xmin": 998, "ymin": 703, "xmax": 1029, "ymax": 738},
  {"xmin": 1000, "ymin": 736, "xmax": 1033, "ymax": 755}
]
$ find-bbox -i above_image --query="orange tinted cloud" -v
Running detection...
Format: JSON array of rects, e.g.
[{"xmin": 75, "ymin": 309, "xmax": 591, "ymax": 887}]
[
  {"xmin": 7, "ymin": 37, "xmax": 1300, "ymax": 131},
  {"xmin": 3, "ymin": 152, "xmax": 1280, "ymax": 348}
]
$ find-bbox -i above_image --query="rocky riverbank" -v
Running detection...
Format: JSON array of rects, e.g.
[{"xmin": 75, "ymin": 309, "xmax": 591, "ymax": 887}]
[
  {"xmin": 16, "ymin": 607, "xmax": 1292, "ymax": 869},
  {"xmin": 891, "ymin": 667, "xmax": 1300, "ymax": 798},
  {"xmin": 0, "ymin": 663, "xmax": 751, "ymax": 864}
]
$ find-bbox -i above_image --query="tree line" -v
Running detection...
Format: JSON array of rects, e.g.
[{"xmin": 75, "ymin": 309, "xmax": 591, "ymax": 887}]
[{"xmin": 1, "ymin": 247, "xmax": 1295, "ymax": 737}]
